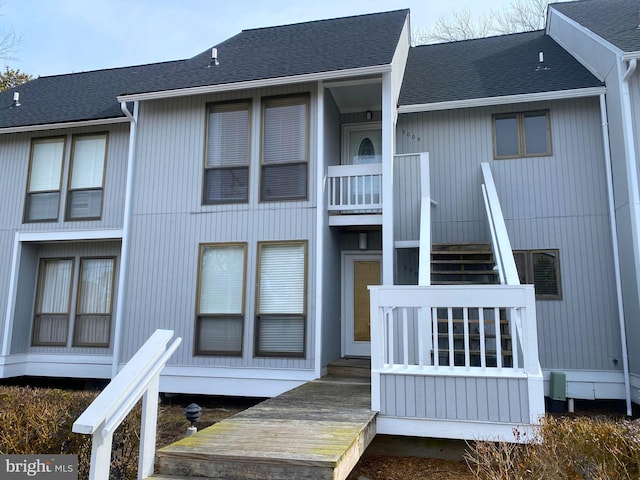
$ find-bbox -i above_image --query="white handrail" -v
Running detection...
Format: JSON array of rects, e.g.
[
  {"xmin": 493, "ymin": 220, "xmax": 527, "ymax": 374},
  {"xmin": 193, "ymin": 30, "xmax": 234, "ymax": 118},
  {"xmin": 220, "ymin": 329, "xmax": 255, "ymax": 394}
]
[
  {"xmin": 73, "ymin": 329, "xmax": 182, "ymax": 480},
  {"xmin": 480, "ymin": 163, "xmax": 520, "ymax": 285}
]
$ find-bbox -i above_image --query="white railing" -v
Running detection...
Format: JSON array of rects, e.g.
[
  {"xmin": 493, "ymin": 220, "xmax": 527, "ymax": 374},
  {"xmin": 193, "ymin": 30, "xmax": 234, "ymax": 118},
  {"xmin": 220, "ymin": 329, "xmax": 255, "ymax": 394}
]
[
  {"xmin": 327, "ymin": 163, "xmax": 382, "ymax": 212},
  {"xmin": 73, "ymin": 329, "xmax": 182, "ymax": 480},
  {"xmin": 370, "ymin": 285, "xmax": 542, "ymax": 419},
  {"xmin": 481, "ymin": 162, "xmax": 520, "ymax": 285}
]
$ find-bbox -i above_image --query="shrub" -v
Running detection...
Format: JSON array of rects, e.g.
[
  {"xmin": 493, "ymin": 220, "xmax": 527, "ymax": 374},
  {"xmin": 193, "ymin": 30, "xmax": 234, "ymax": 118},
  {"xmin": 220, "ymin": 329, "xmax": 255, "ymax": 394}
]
[
  {"xmin": 0, "ymin": 386, "xmax": 141, "ymax": 480},
  {"xmin": 465, "ymin": 416, "xmax": 640, "ymax": 480}
]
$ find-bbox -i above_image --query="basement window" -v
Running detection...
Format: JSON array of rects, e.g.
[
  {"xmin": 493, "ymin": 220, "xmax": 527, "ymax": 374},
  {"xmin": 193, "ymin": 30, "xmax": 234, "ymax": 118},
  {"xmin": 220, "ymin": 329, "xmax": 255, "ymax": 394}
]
[
  {"xmin": 513, "ymin": 249, "xmax": 562, "ymax": 300},
  {"xmin": 493, "ymin": 111, "xmax": 552, "ymax": 159}
]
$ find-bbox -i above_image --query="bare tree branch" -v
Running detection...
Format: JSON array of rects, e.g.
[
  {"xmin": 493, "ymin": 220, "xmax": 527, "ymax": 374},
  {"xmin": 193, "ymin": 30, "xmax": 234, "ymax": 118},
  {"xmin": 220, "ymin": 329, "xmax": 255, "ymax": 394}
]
[{"xmin": 0, "ymin": 1, "xmax": 20, "ymax": 60}]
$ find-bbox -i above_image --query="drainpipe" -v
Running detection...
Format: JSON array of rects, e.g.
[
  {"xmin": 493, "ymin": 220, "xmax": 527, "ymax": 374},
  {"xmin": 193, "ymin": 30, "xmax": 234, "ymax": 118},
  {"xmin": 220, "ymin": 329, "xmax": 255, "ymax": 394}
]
[
  {"xmin": 111, "ymin": 101, "xmax": 138, "ymax": 378},
  {"xmin": 600, "ymin": 93, "xmax": 632, "ymax": 416}
]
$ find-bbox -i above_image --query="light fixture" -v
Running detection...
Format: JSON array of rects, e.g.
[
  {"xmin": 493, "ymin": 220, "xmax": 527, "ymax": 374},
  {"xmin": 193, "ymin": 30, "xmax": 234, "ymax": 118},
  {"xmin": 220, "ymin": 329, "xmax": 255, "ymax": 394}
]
[
  {"xmin": 359, "ymin": 232, "xmax": 368, "ymax": 250},
  {"xmin": 365, "ymin": 110, "xmax": 372, "ymax": 121}
]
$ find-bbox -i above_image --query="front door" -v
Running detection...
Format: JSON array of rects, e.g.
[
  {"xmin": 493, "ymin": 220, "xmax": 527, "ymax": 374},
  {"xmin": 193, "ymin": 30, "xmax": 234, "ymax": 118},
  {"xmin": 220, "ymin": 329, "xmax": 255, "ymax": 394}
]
[{"xmin": 343, "ymin": 253, "xmax": 381, "ymax": 357}]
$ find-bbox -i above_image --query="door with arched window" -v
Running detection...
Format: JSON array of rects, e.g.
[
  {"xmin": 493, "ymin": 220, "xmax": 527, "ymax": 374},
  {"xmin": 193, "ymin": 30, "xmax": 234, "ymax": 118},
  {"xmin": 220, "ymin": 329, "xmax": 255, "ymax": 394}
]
[{"xmin": 342, "ymin": 123, "xmax": 382, "ymax": 207}]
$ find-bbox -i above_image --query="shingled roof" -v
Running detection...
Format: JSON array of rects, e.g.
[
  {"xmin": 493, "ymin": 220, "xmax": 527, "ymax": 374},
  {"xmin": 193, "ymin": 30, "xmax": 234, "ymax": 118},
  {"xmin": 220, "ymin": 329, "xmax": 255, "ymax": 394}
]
[
  {"xmin": 399, "ymin": 30, "xmax": 603, "ymax": 107},
  {"xmin": 0, "ymin": 9, "xmax": 408, "ymax": 130},
  {"xmin": 551, "ymin": 0, "xmax": 640, "ymax": 53}
]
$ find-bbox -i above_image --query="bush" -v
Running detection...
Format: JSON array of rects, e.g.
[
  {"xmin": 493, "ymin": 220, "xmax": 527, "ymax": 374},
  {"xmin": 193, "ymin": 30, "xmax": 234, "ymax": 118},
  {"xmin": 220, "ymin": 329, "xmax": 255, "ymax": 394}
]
[
  {"xmin": 465, "ymin": 416, "xmax": 640, "ymax": 480},
  {"xmin": 0, "ymin": 386, "xmax": 141, "ymax": 480}
]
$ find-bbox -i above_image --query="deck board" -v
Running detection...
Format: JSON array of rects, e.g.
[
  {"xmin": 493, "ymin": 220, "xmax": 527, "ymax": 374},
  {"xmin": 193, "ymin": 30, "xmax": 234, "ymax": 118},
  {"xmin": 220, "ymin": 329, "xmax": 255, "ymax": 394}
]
[{"xmin": 155, "ymin": 375, "xmax": 376, "ymax": 480}]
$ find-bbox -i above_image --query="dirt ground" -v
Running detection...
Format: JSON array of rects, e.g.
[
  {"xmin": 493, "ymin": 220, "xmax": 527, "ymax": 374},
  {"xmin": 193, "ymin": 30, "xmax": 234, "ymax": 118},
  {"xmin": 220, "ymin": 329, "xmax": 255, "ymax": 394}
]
[{"xmin": 156, "ymin": 394, "xmax": 476, "ymax": 480}]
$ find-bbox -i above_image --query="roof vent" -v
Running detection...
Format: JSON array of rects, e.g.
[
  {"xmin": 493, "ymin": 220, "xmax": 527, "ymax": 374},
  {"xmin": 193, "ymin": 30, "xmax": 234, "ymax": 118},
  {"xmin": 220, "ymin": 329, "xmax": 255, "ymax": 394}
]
[
  {"xmin": 536, "ymin": 51, "xmax": 550, "ymax": 71},
  {"xmin": 11, "ymin": 91, "xmax": 20, "ymax": 107},
  {"xmin": 209, "ymin": 48, "xmax": 220, "ymax": 67}
]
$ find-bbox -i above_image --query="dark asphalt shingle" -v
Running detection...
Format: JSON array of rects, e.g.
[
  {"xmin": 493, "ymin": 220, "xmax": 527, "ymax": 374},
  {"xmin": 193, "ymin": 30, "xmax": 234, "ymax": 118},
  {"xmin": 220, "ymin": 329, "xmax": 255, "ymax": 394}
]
[
  {"xmin": 399, "ymin": 30, "xmax": 603, "ymax": 107},
  {"xmin": 551, "ymin": 0, "xmax": 640, "ymax": 53}
]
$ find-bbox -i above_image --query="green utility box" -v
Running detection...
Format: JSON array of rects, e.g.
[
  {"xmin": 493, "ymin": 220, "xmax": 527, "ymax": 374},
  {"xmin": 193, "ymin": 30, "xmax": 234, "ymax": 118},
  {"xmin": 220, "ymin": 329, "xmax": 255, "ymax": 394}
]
[{"xmin": 548, "ymin": 371, "xmax": 567, "ymax": 413}]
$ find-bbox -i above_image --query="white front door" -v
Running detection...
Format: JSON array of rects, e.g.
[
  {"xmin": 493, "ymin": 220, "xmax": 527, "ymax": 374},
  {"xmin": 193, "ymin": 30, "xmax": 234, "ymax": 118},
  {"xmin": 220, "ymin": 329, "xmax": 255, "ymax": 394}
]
[{"xmin": 342, "ymin": 253, "xmax": 381, "ymax": 357}]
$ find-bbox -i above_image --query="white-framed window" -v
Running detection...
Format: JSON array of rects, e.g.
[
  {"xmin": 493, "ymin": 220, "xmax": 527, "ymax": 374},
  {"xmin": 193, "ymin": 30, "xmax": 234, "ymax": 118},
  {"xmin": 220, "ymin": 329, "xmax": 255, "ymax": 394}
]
[
  {"xmin": 24, "ymin": 137, "xmax": 65, "ymax": 222},
  {"xmin": 196, "ymin": 243, "xmax": 246, "ymax": 355},
  {"xmin": 255, "ymin": 241, "xmax": 306, "ymax": 357},
  {"xmin": 67, "ymin": 133, "xmax": 108, "ymax": 220},
  {"xmin": 204, "ymin": 101, "xmax": 251, "ymax": 204},
  {"xmin": 32, "ymin": 258, "xmax": 74, "ymax": 346},
  {"xmin": 513, "ymin": 249, "xmax": 562, "ymax": 300},
  {"xmin": 493, "ymin": 111, "xmax": 552, "ymax": 159},
  {"xmin": 73, "ymin": 257, "xmax": 115, "ymax": 347},
  {"xmin": 261, "ymin": 95, "xmax": 309, "ymax": 201}
]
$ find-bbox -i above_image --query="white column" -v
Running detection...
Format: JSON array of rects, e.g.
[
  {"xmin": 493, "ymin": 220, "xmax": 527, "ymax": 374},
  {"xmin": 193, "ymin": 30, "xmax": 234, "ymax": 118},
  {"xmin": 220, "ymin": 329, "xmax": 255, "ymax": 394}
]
[{"xmin": 381, "ymin": 72, "xmax": 394, "ymax": 285}]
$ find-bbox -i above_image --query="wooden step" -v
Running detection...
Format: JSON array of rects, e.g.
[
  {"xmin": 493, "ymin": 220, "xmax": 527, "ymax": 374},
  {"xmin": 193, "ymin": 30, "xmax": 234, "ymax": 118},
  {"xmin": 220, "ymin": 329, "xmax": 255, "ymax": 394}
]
[{"xmin": 327, "ymin": 358, "xmax": 371, "ymax": 378}]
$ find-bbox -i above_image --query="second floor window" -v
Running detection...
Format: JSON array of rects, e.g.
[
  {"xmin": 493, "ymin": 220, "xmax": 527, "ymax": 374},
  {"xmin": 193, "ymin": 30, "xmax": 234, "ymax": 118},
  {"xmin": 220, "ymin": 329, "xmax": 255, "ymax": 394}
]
[
  {"xmin": 67, "ymin": 134, "xmax": 107, "ymax": 220},
  {"xmin": 493, "ymin": 111, "xmax": 551, "ymax": 159},
  {"xmin": 204, "ymin": 101, "xmax": 250, "ymax": 204},
  {"xmin": 24, "ymin": 137, "xmax": 65, "ymax": 222},
  {"xmin": 261, "ymin": 95, "xmax": 309, "ymax": 201}
]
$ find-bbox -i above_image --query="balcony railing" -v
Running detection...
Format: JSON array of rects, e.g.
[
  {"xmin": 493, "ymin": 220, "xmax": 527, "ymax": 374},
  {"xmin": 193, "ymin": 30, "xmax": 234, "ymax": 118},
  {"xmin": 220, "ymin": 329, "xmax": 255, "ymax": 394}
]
[{"xmin": 327, "ymin": 163, "xmax": 382, "ymax": 213}]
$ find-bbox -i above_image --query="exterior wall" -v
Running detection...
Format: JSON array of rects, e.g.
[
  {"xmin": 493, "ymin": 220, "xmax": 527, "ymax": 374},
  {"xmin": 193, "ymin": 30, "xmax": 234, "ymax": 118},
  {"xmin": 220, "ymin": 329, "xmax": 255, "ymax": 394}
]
[
  {"xmin": 10, "ymin": 243, "xmax": 38, "ymax": 354},
  {"xmin": 395, "ymin": 97, "xmax": 623, "ymax": 375},
  {"xmin": 121, "ymin": 83, "xmax": 318, "ymax": 373},
  {"xmin": 380, "ymin": 374, "xmax": 530, "ymax": 423}
]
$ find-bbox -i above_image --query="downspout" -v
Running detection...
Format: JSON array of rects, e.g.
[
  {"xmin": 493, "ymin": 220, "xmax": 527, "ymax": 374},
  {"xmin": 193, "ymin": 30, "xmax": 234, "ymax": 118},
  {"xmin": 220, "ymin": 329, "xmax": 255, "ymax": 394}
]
[
  {"xmin": 111, "ymin": 101, "xmax": 138, "ymax": 378},
  {"xmin": 600, "ymin": 93, "xmax": 632, "ymax": 416}
]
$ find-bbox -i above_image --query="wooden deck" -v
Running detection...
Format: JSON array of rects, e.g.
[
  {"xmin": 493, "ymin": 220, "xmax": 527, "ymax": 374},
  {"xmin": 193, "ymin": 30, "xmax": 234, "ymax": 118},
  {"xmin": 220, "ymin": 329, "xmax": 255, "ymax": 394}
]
[{"xmin": 154, "ymin": 375, "xmax": 376, "ymax": 480}]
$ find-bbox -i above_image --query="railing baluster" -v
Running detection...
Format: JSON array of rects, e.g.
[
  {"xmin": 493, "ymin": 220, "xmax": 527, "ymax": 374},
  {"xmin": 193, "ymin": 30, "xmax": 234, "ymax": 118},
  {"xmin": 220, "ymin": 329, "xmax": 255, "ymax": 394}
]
[
  {"xmin": 463, "ymin": 307, "xmax": 470, "ymax": 369},
  {"xmin": 495, "ymin": 307, "xmax": 502, "ymax": 369},
  {"xmin": 402, "ymin": 308, "xmax": 409, "ymax": 368},
  {"xmin": 432, "ymin": 307, "xmax": 439, "ymax": 368},
  {"xmin": 418, "ymin": 307, "xmax": 425, "ymax": 367},
  {"xmin": 447, "ymin": 307, "xmax": 454, "ymax": 368},
  {"xmin": 511, "ymin": 307, "xmax": 520, "ymax": 370},
  {"xmin": 479, "ymin": 308, "xmax": 486, "ymax": 369},
  {"xmin": 388, "ymin": 308, "xmax": 395, "ymax": 367}
]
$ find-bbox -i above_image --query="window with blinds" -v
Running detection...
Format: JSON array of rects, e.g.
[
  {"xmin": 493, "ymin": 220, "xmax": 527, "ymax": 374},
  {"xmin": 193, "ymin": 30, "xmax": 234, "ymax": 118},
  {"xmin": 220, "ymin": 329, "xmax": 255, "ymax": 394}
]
[
  {"xmin": 196, "ymin": 243, "xmax": 246, "ymax": 355},
  {"xmin": 67, "ymin": 134, "xmax": 107, "ymax": 220},
  {"xmin": 204, "ymin": 101, "xmax": 250, "ymax": 204},
  {"xmin": 256, "ymin": 242, "xmax": 306, "ymax": 356},
  {"xmin": 73, "ymin": 257, "xmax": 115, "ymax": 347},
  {"xmin": 261, "ymin": 95, "xmax": 309, "ymax": 201},
  {"xmin": 32, "ymin": 258, "xmax": 74, "ymax": 346},
  {"xmin": 24, "ymin": 137, "xmax": 65, "ymax": 222},
  {"xmin": 513, "ymin": 249, "xmax": 562, "ymax": 300}
]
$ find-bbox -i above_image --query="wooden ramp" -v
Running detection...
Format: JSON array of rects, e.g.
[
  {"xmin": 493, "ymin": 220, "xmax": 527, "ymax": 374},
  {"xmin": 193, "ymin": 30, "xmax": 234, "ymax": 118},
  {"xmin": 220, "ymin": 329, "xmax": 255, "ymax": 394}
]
[{"xmin": 154, "ymin": 375, "xmax": 376, "ymax": 480}]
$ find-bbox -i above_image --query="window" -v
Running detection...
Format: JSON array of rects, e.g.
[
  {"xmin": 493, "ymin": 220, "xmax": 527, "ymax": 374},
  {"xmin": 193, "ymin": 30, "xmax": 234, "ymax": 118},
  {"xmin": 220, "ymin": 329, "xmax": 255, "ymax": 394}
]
[
  {"xmin": 513, "ymin": 249, "xmax": 562, "ymax": 300},
  {"xmin": 32, "ymin": 258, "xmax": 74, "ymax": 346},
  {"xmin": 256, "ymin": 241, "xmax": 306, "ymax": 356},
  {"xmin": 196, "ymin": 243, "xmax": 246, "ymax": 355},
  {"xmin": 67, "ymin": 134, "xmax": 107, "ymax": 220},
  {"xmin": 24, "ymin": 137, "xmax": 65, "ymax": 222},
  {"xmin": 261, "ymin": 95, "xmax": 309, "ymax": 201},
  {"xmin": 204, "ymin": 101, "xmax": 250, "ymax": 204},
  {"xmin": 493, "ymin": 111, "xmax": 551, "ymax": 159},
  {"xmin": 73, "ymin": 257, "xmax": 115, "ymax": 347}
]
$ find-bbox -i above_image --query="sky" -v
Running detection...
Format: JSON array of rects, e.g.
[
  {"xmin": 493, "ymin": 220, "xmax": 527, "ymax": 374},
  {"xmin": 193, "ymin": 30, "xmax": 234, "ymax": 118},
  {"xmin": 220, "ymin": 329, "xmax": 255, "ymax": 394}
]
[{"xmin": 1, "ymin": 0, "xmax": 516, "ymax": 78}]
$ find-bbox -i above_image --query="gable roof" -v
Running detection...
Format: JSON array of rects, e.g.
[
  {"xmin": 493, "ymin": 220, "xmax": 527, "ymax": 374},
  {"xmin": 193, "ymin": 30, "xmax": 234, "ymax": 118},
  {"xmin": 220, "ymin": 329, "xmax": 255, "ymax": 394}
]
[
  {"xmin": 551, "ymin": 0, "xmax": 640, "ymax": 53},
  {"xmin": 0, "ymin": 9, "xmax": 408, "ymax": 131},
  {"xmin": 399, "ymin": 30, "xmax": 603, "ymax": 108}
]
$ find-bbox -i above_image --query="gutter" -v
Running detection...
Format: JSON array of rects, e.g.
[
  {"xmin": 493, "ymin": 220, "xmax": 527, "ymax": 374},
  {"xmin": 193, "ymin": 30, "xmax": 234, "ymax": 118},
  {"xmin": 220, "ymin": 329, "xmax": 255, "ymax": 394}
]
[
  {"xmin": 599, "ymin": 93, "xmax": 632, "ymax": 416},
  {"xmin": 111, "ymin": 101, "xmax": 139, "ymax": 378}
]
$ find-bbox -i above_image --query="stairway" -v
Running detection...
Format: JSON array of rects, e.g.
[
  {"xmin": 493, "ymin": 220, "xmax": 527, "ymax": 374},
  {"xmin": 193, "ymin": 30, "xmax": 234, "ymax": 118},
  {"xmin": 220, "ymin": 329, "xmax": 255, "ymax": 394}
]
[{"xmin": 431, "ymin": 243, "xmax": 499, "ymax": 285}]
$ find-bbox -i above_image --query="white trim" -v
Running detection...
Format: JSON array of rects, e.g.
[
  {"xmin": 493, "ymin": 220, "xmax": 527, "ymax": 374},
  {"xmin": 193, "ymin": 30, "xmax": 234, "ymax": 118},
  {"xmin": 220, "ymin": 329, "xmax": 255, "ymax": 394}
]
[
  {"xmin": 378, "ymin": 367, "xmax": 529, "ymax": 379},
  {"xmin": 0, "ymin": 354, "xmax": 113, "ymax": 379},
  {"xmin": 0, "ymin": 117, "xmax": 129, "ymax": 135},
  {"xmin": 397, "ymin": 87, "xmax": 606, "ymax": 114},
  {"xmin": 2, "ymin": 233, "xmax": 21, "ymax": 356},
  {"xmin": 323, "ymin": 77, "xmax": 382, "ymax": 89},
  {"xmin": 314, "ymin": 81, "xmax": 325, "ymax": 378},
  {"xmin": 328, "ymin": 214, "xmax": 382, "ymax": 227},
  {"xmin": 159, "ymin": 365, "xmax": 316, "ymax": 396},
  {"xmin": 381, "ymin": 71, "xmax": 394, "ymax": 285},
  {"xmin": 623, "ymin": 51, "xmax": 640, "ymax": 61},
  {"xmin": 17, "ymin": 229, "xmax": 123, "ymax": 242},
  {"xmin": 118, "ymin": 65, "xmax": 392, "ymax": 102},
  {"xmin": 376, "ymin": 417, "xmax": 536, "ymax": 442},
  {"xmin": 548, "ymin": 8, "xmax": 626, "ymax": 58},
  {"xmin": 394, "ymin": 240, "xmax": 419, "ymax": 248},
  {"xmin": 542, "ymin": 369, "xmax": 627, "ymax": 400}
]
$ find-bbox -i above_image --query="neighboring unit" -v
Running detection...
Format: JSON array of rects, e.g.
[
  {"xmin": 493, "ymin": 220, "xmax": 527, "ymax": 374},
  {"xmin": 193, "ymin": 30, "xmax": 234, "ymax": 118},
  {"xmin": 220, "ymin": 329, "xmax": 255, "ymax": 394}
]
[{"xmin": 0, "ymin": 0, "xmax": 636, "ymax": 442}]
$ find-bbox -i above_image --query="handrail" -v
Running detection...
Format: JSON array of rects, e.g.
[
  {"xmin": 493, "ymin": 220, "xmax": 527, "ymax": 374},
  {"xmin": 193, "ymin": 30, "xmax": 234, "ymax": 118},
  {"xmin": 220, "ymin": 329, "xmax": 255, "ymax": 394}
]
[
  {"xmin": 73, "ymin": 329, "xmax": 182, "ymax": 480},
  {"xmin": 327, "ymin": 163, "xmax": 383, "ymax": 212},
  {"xmin": 480, "ymin": 163, "xmax": 520, "ymax": 285},
  {"xmin": 418, "ymin": 152, "xmax": 431, "ymax": 286}
]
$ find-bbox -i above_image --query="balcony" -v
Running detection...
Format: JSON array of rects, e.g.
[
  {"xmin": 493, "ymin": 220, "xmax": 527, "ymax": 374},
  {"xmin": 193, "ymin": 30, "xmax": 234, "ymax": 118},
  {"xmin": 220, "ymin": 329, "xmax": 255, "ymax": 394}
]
[{"xmin": 327, "ymin": 163, "xmax": 382, "ymax": 227}]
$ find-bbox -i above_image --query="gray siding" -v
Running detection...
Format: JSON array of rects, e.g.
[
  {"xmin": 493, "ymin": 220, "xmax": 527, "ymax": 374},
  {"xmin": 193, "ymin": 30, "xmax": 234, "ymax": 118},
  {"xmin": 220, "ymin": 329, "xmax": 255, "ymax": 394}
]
[
  {"xmin": 122, "ymin": 83, "xmax": 317, "ymax": 370},
  {"xmin": 395, "ymin": 97, "xmax": 622, "ymax": 372},
  {"xmin": 380, "ymin": 374, "xmax": 530, "ymax": 423},
  {"xmin": 10, "ymin": 243, "xmax": 38, "ymax": 354},
  {"xmin": 394, "ymin": 154, "xmax": 421, "ymax": 242}
]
